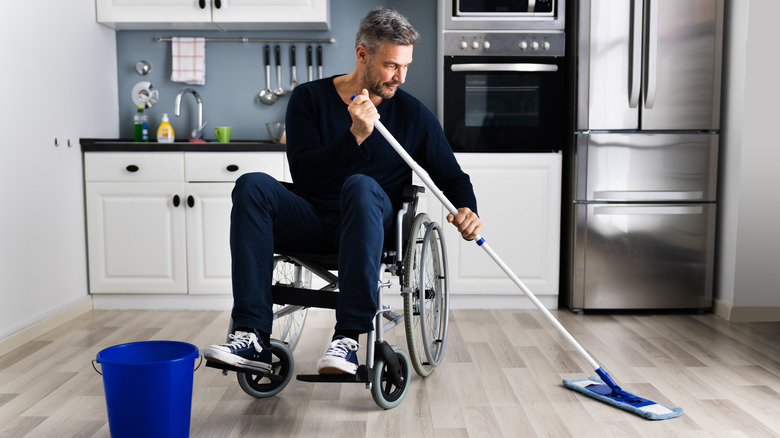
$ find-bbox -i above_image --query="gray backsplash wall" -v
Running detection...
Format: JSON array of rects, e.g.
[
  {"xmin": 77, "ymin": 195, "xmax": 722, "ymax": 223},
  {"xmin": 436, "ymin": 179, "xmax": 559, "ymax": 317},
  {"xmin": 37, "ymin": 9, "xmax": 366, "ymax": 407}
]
[{"xmin": 115, "ymin": 0, "xmax": 438, "ymax": 141}]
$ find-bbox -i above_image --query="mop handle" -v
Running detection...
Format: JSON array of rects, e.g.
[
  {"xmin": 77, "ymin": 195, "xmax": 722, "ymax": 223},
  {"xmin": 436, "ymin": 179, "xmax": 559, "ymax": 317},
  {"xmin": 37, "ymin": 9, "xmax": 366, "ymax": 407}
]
[{"xmin": 372, "ymin": 119, "xmax": 601, "ymax": 371}]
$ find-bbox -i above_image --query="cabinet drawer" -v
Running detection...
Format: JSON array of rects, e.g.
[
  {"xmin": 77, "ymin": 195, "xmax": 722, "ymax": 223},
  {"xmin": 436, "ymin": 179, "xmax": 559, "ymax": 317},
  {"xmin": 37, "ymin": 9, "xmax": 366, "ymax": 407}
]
[
  {"xmin": 85, "ymin": 152, "xmax": 184, "ymax": 182},
  {"xmin": 185, "ymin": 152, "xmax": 286, "ymax": 182}
]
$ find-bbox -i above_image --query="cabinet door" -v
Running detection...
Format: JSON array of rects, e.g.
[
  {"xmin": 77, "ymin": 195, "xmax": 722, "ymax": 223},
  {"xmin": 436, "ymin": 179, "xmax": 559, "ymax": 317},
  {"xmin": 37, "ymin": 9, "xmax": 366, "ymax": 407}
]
[
  {"xmin": 444, "ymin": 153, "xmax": 562, "ymax": 299},
  {"xmin": 213, "ymin": 0, "xmax": 330, "ymax": 30},
  {"xmin": 96, "ymin": 0, "xmax": 329, "ymax": 30},
  {"xmin": 86, "ymin": 182, "xmax": 187, "ymax": 293},
  {"xmin": 185, "ymin": 183, "xmax": 234, "ymax": 294},
  {"xmin": 96, "ymin": 0, "xmax": 216, "ymax": 29}
]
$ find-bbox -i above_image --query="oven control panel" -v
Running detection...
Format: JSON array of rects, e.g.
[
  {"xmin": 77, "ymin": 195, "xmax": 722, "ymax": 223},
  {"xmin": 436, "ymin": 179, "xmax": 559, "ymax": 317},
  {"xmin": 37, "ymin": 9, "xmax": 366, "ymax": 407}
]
[{"xmin": 443, "ymin": 32, "xmax": 564, "ymax": 57}]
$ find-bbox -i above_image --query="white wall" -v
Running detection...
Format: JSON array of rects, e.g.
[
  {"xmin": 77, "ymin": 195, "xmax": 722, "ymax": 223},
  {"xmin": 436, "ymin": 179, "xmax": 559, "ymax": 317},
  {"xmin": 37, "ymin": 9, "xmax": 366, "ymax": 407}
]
[
  {"xmin": 0, "ymin": 1, "xmax": 118, "ymax": 340},
  {"xmin": 717, "ymin": 0, "xmax": 780, "ymax": 321}
]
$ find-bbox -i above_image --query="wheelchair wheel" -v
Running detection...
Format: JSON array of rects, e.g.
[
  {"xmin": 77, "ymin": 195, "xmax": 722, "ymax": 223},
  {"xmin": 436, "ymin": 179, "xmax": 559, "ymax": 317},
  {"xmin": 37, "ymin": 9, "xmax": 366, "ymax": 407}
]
[
  {"xmin": 236, "ymin": 339, "xmax": 294, "ymax": 399},
  {"xmin": 402, "ymin": 213, "xmax": 450, "ymax": 377},
  {"xmin": 370, "ymin": 345, "xmax": 411, "ymax": 410},
  {"xmin": 272, "ymin": 255, "xmax": 310, "ymax": 351}
]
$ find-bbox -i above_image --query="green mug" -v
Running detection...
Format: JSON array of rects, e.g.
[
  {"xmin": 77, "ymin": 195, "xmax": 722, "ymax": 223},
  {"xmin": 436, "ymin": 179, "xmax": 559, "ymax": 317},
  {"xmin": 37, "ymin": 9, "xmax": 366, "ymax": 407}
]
[{"xmin": 215, "ymin": 126, "xmax": 231, "ymax": 143}]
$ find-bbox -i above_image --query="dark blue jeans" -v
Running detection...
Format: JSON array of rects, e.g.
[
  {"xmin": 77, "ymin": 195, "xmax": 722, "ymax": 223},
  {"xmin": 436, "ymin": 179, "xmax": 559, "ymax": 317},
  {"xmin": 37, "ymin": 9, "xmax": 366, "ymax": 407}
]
[{"xmin": 229, "ymin": 172, "xmax": 395, "ymax": 335}]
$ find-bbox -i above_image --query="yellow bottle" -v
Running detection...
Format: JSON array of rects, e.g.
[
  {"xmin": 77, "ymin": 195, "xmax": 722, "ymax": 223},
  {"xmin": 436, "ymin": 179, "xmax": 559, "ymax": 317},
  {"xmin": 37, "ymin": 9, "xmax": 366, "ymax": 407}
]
[{"xmin": 157, "ymin": 113, "xmax": 175, "ymax": 143}]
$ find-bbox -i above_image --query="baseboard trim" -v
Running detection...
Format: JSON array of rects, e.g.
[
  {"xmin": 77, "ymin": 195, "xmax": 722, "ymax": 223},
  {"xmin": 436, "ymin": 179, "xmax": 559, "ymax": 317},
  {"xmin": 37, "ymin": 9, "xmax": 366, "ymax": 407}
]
[
  {"xmin": 91, "ymin": 294, "xmax": 234, "ymax": 310},
  {"xmin": 0, "ymin": 296, "xmax": 93, "ymax": 358},
  {"xmin": 91, "ymin": 293, "xmax": 558, "ymax": 311},
  {"xmin": 713, "ymin": 299, "xmax": 780, "ymax": 322}
]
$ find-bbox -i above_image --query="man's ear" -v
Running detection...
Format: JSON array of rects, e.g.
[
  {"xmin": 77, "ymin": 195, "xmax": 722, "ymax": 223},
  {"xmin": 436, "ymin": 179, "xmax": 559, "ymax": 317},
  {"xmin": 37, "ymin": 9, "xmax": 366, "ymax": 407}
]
[{"xmin": 356, "ymin": 45, "xmax": 369, "ymax": 64}]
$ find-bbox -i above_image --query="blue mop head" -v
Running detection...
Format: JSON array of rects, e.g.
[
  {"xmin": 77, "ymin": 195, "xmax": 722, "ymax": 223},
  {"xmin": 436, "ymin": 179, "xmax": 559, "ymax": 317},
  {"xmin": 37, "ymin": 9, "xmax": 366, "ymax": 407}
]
[{"xmin": 562, "ymin": 376, "xmax": 683, "ymax": 420}]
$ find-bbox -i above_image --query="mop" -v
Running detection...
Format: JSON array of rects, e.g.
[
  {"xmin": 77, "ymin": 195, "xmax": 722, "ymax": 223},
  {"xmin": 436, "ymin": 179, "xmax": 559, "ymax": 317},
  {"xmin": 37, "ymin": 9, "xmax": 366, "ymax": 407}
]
[{"xmin": 366, "ymin": 108, "xmax": 683, "ymax": 420}]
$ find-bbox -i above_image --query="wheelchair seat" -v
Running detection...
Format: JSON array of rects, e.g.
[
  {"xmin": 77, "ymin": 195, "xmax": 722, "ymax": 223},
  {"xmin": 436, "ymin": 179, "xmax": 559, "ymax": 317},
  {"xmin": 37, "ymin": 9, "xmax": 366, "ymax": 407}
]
[{"xmin": 270, "ymin": 184, "xmax": 425, "ymax": 309}]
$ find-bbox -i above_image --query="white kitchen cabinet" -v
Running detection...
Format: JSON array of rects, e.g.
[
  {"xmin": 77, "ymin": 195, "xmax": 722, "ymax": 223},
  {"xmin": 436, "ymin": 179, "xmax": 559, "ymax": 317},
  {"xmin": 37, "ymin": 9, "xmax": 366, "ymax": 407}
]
[
  {"xmin": 96, "ymin": 0, "xmax": 330, "ymax": 30},
  {"xmin": 84, "ymin": 151, "xmax": 287, "ymax": 295},
  {"xmin": 184, "ymin": 152, "xmax": 288, "ymax": 294},
  {"xmin": 415, "ymin": 153, "xmax": 562, "ymax": 305},
  {"xmin": 185, "ymin": 182, "xmax": 234, "ymax": 294},
  {"xmin": 85, "ymin": 153, "xmax": 188, "ymax": 294}
]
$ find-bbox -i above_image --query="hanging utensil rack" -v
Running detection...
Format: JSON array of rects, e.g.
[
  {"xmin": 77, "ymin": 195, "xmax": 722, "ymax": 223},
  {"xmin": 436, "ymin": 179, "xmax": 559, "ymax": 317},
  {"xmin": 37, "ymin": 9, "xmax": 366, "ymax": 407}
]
[{"xmin": 155, "ymin": 37, "xmax": 334, "ymax": 44}]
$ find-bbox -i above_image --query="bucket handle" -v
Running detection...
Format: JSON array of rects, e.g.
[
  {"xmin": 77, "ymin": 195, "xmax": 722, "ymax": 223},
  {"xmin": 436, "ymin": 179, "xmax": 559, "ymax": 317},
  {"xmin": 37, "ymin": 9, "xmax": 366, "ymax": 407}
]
[{"xmin": 91, "ymin": 355, "xmax": 202, "ymax": 375}]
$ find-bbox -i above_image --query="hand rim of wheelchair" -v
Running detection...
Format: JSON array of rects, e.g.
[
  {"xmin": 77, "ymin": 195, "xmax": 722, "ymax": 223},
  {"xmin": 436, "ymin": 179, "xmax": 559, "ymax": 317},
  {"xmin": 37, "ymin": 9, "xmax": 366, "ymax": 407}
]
[
  {"xmin": 236, "ymin": 339, "xmax": 295, "ymax": 398},
  {"xmin": 402, "ymin": 213, "xmax": 450, "ymax": 377}
]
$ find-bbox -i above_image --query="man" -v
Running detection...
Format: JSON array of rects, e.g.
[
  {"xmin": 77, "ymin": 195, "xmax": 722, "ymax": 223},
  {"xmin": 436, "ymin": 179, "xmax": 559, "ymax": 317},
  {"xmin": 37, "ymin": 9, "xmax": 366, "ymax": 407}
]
[{"xmin": 204, "ymin": 7, "xmax": 483, "ymax": 375}]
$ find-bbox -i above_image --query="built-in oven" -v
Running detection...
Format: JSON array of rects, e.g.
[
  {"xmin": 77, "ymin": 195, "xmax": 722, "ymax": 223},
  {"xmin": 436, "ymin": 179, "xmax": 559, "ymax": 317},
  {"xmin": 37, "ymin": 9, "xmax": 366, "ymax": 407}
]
[
  {"xmin": 438, "ymin": 0, "xmax": 566, "ymax": 152},
  {"xmin": 439, "ymin": 31, "xmax": 566, "ymax": 152}
]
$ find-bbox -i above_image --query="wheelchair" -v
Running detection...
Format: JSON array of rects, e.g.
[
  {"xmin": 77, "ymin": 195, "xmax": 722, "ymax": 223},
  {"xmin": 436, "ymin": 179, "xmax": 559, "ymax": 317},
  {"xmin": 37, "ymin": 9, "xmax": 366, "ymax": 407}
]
[{"xmin": 205, "ymin": 184, "xmax": 450, "ymax": 409}]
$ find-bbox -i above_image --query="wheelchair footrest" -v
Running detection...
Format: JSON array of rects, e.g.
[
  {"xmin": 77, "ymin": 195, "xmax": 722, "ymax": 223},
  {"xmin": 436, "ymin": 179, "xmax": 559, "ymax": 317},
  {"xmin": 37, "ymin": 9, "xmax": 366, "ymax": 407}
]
[
  {"xmin": 205, "ymin": 360, "xmax": 269, "ymax": 375},
  {"xmin": 296, "ymin": 365, "xmax": 369, "ymax": 383}
]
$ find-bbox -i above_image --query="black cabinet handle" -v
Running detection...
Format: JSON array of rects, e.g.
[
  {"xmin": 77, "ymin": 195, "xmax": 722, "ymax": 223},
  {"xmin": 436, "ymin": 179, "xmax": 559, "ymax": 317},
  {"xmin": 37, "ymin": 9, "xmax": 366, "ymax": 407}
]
[
  {"xmin": 226, "ymin": 164, "xmax": 239, "ymax": 172},
  {"xmin": 126, "ymin": 164, "xmax": 139, "ymax": 173},
  {"xmin": 173, "ymin": 195, "xmax": 181, "ymax": 207},
  {"xmin": 187, "ymin": 195, "xmax": 195, "ymax": 208},
  {"xmin": 199, "ymin": 0, "xmax": 206, "ymax": 9},
  {"xmin": 214, "ymin": 0, "xmax": 221, "ymax": 9}
]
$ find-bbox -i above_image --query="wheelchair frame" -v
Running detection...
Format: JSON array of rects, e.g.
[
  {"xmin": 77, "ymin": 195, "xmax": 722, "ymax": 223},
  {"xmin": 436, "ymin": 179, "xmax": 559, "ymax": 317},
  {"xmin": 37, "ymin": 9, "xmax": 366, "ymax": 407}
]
[{"xmin": 206, "ymin": 184, "xmax": 450, "ymax": 409}]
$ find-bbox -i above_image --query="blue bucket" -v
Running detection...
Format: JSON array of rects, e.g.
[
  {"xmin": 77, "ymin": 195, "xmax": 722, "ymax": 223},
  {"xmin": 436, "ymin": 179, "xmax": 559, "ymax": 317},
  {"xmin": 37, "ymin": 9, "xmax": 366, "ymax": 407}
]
[{"xmin": 94, "ymin": 340, "xmax": 200, "ymax": 438}]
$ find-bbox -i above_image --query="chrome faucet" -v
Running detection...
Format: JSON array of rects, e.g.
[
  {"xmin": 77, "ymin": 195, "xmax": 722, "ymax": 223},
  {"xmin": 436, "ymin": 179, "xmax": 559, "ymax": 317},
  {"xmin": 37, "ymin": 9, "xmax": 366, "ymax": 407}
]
[{"xmin": 174, "ymin": 87, "xmax": 207, "ymax": 140}]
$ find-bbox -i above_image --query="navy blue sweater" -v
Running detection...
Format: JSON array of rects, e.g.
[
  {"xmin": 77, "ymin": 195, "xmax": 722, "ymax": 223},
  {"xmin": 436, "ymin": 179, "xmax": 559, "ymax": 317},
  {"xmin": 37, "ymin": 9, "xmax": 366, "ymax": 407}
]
[{"xmin": 285, "ymin": 76, "xmax": 477, "ymax": 215}]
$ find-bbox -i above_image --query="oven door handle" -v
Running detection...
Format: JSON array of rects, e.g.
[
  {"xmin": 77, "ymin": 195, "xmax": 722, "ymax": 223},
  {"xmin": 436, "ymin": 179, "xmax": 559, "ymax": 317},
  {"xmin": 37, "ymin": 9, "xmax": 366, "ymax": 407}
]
[{"xmin": 450, "ymin": 63, "xmax": 558, "ymax": 73}]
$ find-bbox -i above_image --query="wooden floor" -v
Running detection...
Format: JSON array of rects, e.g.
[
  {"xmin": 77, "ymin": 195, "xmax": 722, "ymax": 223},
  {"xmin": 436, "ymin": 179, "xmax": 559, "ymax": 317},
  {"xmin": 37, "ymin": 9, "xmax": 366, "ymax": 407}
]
[{"xmin": 0, "ymin": 307, "xmax": 778, "ymax": 438}]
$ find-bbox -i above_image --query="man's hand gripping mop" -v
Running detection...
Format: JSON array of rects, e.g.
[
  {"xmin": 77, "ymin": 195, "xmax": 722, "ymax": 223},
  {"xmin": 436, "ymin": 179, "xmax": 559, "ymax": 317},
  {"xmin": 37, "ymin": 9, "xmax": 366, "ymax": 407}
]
[{"xmin": 370, "ymin": 113, "xmax": 683, "ymax": 420}]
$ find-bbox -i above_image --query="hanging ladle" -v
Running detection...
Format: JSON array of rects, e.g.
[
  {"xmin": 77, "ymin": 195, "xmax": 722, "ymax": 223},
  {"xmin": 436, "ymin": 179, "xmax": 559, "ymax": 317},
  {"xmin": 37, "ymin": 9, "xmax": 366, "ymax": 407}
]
[
  {"xmin": 273, "ymin": 45, "xmax": 286, "ymax": 97},
  {"xmin": 258, "ymin": 45, "xmax": 277, "ymax": 105},
  {"xmin": 289, "ymin": 45, "xmax": 298, "ymax": 91}
]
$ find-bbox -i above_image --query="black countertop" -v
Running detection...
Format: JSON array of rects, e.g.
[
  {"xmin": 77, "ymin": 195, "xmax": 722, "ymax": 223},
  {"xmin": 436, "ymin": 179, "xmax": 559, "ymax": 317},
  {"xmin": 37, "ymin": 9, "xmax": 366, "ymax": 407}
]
[{"xmin": 80, "ymin": 138, "xmax": 286, "ymax": 152}]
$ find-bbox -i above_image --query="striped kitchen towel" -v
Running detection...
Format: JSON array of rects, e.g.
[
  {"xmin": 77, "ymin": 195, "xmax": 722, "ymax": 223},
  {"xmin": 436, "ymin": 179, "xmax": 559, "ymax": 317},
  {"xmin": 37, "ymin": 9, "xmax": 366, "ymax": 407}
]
[{"xmin": 171, "ymin": 37, "xmax": 206, "ymax": 85}]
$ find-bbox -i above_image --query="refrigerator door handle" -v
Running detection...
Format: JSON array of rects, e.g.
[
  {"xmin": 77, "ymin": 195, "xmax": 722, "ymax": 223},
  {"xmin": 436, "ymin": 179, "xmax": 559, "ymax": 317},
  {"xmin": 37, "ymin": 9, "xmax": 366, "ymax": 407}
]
[
  {"xmin": 644, "ymin": 0, "xmax": 659, "ymax": 109},
  {"xmin": 628, "ymin": 0, "xmax": 643, "ymax": 108},
  {"xmin": 594, "ymin": 205, "xmax": 704, "ymax": 216},
  {"xmin": 592, "ymin": 190, "xmax": 705, "ymax": 201}
]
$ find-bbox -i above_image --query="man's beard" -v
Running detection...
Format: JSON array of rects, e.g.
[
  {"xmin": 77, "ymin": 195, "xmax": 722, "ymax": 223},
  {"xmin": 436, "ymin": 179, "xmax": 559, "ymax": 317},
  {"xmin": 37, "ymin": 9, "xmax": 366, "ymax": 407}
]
[{"xmin": 363, "ymin": 62, "xmax": 399, "ymax": 100}]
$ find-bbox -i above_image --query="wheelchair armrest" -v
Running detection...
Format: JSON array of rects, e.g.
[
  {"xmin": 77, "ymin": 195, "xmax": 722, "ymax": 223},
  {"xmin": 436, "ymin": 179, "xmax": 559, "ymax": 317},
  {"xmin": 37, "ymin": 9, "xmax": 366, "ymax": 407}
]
[
  {"xmin": 399, "ymin": 185, "xmax": 426, "ymax": 253},
  {"xmin": 401, "ymin": 184, "xmax": 425, "ymax": 203}
]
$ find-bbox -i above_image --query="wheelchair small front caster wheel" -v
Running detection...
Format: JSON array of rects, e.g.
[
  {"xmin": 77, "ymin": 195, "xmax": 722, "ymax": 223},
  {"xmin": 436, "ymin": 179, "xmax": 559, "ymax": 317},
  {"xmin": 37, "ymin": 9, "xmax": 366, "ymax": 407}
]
[
  {"xmin": 237, "ymin": 339, "xmax": 294, "ymax": 398},
  {"xmin": 371, "ymin": 345, "xmax": 411, "ymax": 409}
]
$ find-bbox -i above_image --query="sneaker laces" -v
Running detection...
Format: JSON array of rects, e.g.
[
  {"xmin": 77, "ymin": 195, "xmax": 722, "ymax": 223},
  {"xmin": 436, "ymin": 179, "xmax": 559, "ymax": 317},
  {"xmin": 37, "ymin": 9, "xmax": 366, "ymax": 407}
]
[
  {"xmin": 324, "ymin": 338, "xmax": 359, "ymax": 359},
  {"xmin": 227, "ymin": 331, "xmax": 262, "ymax": 352}
]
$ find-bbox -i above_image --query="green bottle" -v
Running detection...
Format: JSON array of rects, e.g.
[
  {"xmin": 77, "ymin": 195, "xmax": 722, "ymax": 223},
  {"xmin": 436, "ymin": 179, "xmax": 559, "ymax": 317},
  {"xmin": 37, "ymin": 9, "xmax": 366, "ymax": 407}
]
[{"xmin": 134, "ymin": 106, "xmax": 148, "ymax": 142}]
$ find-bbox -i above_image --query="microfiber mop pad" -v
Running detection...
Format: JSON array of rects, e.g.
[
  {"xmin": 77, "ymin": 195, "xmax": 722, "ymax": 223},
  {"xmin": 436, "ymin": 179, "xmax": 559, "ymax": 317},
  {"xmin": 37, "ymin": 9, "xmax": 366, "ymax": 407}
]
[{"xmin": 563, "ymin": 376, "xmax": 683, "ymax": 420}]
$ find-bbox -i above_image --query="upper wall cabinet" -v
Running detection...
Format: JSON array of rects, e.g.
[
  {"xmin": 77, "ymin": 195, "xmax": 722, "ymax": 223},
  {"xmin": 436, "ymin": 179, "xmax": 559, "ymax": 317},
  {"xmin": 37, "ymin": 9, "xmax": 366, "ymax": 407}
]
[{"xmin": 96, "ymin": 0, "xmax": 330, "ymax": 31}]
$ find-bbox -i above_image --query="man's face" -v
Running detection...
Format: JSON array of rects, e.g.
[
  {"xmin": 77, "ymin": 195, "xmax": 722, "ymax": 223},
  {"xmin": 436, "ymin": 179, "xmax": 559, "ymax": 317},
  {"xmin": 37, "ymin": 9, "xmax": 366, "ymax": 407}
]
[{"xmin": 362, "ymin": 42, "xmax": 413, "ymax": 100}]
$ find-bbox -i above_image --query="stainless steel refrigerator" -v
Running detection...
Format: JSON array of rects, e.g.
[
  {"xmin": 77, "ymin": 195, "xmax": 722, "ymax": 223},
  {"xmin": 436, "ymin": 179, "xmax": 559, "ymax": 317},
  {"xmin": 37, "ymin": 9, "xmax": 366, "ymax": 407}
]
[{"xmin": 566, "ymin": 0, "xmax": 723, "ymax": 310}]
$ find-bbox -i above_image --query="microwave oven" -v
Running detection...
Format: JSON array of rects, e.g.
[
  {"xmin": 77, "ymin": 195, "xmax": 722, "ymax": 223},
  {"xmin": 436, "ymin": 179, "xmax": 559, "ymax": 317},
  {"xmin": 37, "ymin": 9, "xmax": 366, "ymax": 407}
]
[{"xmin": 442, "ymin": 0, "xmax": 565, "ymax": 31}]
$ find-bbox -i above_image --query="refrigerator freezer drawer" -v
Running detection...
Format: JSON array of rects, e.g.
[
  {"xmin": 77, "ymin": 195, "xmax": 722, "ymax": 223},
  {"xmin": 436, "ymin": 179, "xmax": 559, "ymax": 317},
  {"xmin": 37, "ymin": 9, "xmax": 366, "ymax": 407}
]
[
  {"xmin": 575, "ymin": 133, "xmax": 719, "ymax": 202},
  {"xmin": 571, "ymin": 203, "xmax": 715, "ymax": 310}
]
